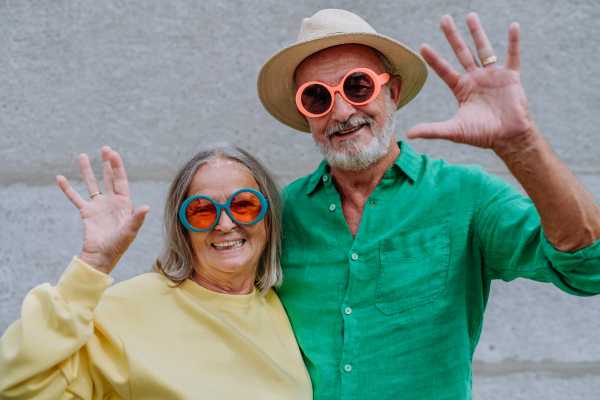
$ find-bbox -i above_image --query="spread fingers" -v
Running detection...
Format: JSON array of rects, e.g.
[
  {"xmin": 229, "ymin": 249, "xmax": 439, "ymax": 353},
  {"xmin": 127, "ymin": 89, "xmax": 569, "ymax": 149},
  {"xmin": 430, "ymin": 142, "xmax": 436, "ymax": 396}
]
[
  {"xmin": 466, "ymin": 13, "xmax": 496, "ymax": 67},
  {"xmin": 78, "ymin": 153, "xmax": 102, "ymax": 198},
  {"xmin": 420, "ymin": 44, "xmax": 462, "ymax": 92},
  {"xmin": 109, "ymin": 151, "xmax": 130, "ymax": 197},
  {"xmin": 56, "ymin": 175, "xmax": 86, "ymax": 209},
  {"xmin": 102, "ymin": 146, "xmax": 115, "ymax": 194},
  {"xmin": 440, "ymin": 14, "xmax": 479, "ymax": 72}
]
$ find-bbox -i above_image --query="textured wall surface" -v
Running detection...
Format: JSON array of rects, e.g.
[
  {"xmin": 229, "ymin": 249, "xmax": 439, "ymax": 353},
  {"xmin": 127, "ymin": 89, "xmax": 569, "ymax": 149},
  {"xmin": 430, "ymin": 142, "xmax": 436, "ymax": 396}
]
[{"xmin": 1, "ymin": 0, "xmax": 599, "ymax": 398}]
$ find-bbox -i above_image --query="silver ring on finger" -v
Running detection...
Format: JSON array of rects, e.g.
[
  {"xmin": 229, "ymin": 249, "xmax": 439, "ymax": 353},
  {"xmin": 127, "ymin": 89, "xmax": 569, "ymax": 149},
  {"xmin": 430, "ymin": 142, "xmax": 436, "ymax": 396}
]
[
  {"xmin": 90, "ymin": 191, "xmax": 102, "ymax": 198},
  {"xmin": 481, "ymin": 55, "xmax": 498, "ymax": 67}
]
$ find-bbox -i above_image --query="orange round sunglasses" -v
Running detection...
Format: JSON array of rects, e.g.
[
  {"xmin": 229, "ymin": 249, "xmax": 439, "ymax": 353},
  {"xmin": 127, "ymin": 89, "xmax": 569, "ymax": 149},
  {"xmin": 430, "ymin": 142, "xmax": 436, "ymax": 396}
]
[{"xmin": 295, "ymin": 68, "xmax": 390, "ymax": 118}]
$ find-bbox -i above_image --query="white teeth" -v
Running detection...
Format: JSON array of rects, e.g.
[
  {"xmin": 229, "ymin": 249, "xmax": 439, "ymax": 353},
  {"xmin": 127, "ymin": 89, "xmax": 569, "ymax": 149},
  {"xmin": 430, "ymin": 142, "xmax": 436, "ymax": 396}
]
[
  {"xmin": 213, "ymin": 240, "xmax": 244, "ymax": 250},
  {"xmin": 338, "ymin": 125, "xmax": 362, "ymax": 135}
]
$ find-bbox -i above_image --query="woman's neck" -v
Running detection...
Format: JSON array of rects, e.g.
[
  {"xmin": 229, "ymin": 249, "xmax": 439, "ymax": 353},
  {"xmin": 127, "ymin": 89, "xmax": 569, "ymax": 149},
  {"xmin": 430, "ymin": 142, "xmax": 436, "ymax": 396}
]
[{"xmin": 190, "ymin": 266, "xmax": 257, "ymax": 295}]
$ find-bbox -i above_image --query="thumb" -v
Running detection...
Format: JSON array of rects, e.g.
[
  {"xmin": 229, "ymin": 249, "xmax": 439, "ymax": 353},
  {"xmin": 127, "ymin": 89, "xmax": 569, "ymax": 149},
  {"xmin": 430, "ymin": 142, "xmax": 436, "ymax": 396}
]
[
  {"xmin": 124, "ymin": 205, "xmax": 150, "ymax": 236},
  {"xmin": 407, "ymin": 120, "xmax": 460, "ymax": 141}
]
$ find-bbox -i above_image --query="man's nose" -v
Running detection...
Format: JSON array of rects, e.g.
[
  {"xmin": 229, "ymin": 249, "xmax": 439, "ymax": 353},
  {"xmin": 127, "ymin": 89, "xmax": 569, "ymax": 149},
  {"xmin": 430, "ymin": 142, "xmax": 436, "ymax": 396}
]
[
  {"xmin": 214, "ymin": 209, "xmax": 236, "ymax": 232},
  {"xmin": 330, "ymin": 92, "xmax": 356, "ymax": 122}
]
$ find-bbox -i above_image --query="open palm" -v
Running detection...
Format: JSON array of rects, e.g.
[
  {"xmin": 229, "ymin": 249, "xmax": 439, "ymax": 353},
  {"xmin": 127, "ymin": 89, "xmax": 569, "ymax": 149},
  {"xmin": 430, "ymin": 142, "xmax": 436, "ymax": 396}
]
[
  {"xmin": 407, "ymin": 13, "xmax": 535, "ymax": 151},
  {"xmin": 57, "ymin": 147, "xmax": 150, "ymax": 275}
]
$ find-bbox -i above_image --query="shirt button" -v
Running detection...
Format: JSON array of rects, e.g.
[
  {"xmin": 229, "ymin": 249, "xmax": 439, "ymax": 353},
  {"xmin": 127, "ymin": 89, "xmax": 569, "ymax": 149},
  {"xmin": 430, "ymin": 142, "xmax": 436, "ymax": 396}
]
[
  {"xmin": 330, "ymin": 204, "xmax": 336, "ymax": 211},
  {"xmin": 322, "ymin": 175, "xmax": 329, "ymax": 182},
  {"xmin": 345, "ymin": 307, "xmax": 352, "ymax": 315},
  {"xmin": 344, "ymin": 364, "xmax": 352, "ymax": 372},
  {"xmin": 351, "ymin": 253, "xmax": 358, "ymax": 261}
]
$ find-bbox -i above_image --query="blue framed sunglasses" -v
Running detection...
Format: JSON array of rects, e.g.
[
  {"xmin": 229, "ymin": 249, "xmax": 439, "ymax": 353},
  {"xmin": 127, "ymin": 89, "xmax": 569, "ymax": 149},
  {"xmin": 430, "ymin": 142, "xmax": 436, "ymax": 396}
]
[{"xmin": 179, "ymin": 188, "xmax": 269, "ymax": 232}]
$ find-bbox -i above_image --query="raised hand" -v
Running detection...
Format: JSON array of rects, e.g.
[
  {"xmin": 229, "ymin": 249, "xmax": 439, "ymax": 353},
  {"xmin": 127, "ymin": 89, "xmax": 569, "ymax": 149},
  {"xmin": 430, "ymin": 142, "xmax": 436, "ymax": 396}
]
[
  {"xmin": 56, "ymin": 146, "xmax": 150, "ymax": 274},
  {"xmin": 407, "ymin": 13, "xmax": 536, "ymax": 152}
]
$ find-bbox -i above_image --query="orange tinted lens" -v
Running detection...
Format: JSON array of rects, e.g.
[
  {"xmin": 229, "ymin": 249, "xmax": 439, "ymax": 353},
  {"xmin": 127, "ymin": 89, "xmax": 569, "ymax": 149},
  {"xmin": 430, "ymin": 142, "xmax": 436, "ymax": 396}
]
[
  {"xmin": 230, "ymin": 192, "xmax": 262, "ymax": 223},
  {"xmin": 185, "ymin": 198, "xmax": 217, "ymax": 230},
  {"xmin": 301, "ymin": 83, "xmax": 332, "ymax": 115},
  {"xmin": 343, "ymin": 71, "xmax": 375, "ymax": 103}
]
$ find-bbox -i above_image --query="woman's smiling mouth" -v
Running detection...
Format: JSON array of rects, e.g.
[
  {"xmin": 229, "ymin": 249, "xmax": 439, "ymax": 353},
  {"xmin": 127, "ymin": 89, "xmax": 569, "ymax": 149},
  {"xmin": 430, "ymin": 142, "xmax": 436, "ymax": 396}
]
[{"xmin": 212, "ymin": 239, "xmax": 246, "ymax": 250}]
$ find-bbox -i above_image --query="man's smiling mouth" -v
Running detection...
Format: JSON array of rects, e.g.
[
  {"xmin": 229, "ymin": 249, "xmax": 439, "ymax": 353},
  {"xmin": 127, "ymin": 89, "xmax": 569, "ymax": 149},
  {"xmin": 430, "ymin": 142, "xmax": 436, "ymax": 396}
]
[{"xmin": 335, "ymin": 124, "xmax": 365, "ymax": 136}]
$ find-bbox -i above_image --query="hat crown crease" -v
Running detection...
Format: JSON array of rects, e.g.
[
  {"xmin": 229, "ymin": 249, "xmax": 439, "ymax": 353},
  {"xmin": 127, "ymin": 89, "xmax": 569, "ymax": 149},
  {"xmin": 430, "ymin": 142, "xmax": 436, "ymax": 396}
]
[{"xmin": 297, "ymin": 9, "xmax": 377, "ymax": 42}]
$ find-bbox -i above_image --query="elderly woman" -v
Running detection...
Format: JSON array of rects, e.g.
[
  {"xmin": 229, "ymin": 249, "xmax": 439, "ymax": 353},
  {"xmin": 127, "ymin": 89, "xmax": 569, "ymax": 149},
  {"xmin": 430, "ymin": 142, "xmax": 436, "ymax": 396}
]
[{"xmin": 0, "ymin": 144, "xmax": 312, "ymax": 399}]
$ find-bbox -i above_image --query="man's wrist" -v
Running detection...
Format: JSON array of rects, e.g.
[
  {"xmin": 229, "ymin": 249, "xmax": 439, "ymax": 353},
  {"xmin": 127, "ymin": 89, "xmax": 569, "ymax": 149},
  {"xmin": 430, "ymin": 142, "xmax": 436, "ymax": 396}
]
[{"xmin": 492, "ymin": 123, "xmax": 542, "ymax": 164}]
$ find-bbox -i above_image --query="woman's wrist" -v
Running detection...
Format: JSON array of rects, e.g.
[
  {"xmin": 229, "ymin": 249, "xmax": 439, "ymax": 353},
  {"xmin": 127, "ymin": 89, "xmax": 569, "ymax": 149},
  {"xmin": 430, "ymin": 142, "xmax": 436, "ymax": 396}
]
[{"xmin": 79, "ymin": 251, "xmax": 118, "ymax": 275}]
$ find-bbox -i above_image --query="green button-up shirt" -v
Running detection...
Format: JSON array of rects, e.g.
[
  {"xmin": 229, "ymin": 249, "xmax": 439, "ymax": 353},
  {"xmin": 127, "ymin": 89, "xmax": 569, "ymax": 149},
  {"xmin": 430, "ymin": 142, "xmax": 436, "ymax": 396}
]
[{"xmin": 278, "ymin": 141, "xmax": 600, "ymax": 400}]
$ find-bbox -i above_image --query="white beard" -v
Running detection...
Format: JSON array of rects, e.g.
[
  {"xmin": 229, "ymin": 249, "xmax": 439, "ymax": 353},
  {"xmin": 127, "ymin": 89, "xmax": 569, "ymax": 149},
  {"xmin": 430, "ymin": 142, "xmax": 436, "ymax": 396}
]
[{"xmin": 313, "ymin": 95, "xmax": 396, "ymax": 172}]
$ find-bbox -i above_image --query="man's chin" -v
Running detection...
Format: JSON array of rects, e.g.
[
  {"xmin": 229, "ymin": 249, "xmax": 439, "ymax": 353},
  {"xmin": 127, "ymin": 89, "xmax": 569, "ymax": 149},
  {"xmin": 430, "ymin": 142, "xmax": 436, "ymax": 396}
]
[
  {"xmin": 320, "ymin": 130, "xmax": 394, "ymax": 172},
  {"xmin": 322, "ymin": 146, "xmax": 382, "ymax": 172},
  {"xmin": 331, "ymin": 138, "xmax": 365, "ymax": 153}
]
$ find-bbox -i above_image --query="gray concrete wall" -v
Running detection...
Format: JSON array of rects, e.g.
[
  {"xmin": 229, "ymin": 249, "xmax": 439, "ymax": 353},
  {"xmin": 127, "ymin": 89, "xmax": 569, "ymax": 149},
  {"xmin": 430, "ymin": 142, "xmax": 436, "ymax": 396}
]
[{"xmin": 1, "ymin": 1, "xmax": 599, "ymax": 398}]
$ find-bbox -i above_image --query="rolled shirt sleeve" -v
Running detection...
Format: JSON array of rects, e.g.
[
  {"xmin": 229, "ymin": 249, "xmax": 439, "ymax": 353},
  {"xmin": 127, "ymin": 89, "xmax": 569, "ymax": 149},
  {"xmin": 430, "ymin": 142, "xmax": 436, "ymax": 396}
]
[
  {"xmin": 476, "ymin": 173, "xmax": 600, "ymax": 296},
  {"xmin": 540, "ymin": 229, "xmax": 600, "ymax": 295}
]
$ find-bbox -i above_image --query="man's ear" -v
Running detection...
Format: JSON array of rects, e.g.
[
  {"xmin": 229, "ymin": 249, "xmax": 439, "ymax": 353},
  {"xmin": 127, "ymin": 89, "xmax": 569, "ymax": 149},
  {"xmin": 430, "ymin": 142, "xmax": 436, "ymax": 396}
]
[
  {"xmin": 388, "ymin": 75, "xmax": 403, "ymax": 108},
  {"xmin": 297, "ymin": 108, "xmax": 309, "ymax": 124}
]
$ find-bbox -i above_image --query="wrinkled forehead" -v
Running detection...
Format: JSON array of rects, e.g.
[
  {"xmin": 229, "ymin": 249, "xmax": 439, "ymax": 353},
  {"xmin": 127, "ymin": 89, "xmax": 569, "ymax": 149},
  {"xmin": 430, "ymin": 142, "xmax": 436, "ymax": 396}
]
[{"xmin": 294, "ymin": 44, "xmax": 386, "ymax": 87}]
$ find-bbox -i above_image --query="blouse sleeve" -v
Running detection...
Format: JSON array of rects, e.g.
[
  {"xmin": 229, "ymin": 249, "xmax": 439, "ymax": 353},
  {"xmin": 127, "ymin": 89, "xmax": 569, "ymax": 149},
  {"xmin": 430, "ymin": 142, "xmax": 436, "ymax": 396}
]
[{"xmin": 0, "ymin": 257, "xmax": 129, "ymax": 400}]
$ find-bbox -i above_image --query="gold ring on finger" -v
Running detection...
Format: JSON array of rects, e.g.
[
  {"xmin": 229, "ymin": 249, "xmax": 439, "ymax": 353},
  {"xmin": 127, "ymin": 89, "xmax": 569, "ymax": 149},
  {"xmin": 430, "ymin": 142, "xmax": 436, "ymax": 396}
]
[
  {"xmin": 481, "ymin": 55, "xmax": 498, "ymax": 67},
  {"xmin": 90, "ymin": 191, "xmax": 102, "ymax": 198}
]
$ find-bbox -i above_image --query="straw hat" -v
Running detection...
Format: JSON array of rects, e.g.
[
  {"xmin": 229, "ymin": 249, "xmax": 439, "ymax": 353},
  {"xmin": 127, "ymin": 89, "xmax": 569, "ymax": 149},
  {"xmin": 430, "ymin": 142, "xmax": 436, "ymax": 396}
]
[{"xmin": 257, "ymin": 9, "xmax": 429, "ymax": 133}]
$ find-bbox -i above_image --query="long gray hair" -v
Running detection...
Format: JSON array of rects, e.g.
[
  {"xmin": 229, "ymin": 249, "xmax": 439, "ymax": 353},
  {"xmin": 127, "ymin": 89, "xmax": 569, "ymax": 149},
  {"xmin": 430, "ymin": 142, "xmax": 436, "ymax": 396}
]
[{"xmin": 153, "ymin": 143, "xmax": 283, "ymax": 296}]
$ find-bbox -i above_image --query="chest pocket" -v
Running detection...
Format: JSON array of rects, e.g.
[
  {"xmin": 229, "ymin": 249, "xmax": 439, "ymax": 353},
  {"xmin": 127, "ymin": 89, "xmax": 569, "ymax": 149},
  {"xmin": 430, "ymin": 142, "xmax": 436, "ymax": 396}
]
[{"xmin": 376, "ymin": 223, "xmax": 450, "ymax": 315}]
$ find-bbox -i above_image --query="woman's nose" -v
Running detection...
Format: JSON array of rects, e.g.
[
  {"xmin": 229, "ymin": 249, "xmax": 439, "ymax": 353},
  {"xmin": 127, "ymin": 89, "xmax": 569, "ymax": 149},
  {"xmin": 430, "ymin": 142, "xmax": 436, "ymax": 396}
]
[{"xmin": 214, "ymin": 209, "xmax": 236, "ymax": 232}]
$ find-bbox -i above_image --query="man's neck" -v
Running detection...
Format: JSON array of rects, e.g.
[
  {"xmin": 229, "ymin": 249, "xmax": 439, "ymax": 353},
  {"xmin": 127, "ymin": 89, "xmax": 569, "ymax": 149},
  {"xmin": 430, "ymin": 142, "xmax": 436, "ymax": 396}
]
[{"xmin": 328, "ymin": 138, "xmax": 400, "ymax": 237}]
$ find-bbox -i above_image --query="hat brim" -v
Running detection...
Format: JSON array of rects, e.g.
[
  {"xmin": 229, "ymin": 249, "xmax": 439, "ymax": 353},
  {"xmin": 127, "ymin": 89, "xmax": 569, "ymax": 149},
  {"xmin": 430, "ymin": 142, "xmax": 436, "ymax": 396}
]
[{"xmin": 257, "ymin": 32, "xmax": 428, "ymax": 133}]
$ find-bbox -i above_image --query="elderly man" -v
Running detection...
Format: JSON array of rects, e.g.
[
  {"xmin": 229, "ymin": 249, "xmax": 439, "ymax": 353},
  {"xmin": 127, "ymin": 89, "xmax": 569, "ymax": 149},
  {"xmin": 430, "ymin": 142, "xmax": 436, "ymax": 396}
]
[{"xmin": 257, "ymin": 9, "xmax": 600, "ymax": 400}]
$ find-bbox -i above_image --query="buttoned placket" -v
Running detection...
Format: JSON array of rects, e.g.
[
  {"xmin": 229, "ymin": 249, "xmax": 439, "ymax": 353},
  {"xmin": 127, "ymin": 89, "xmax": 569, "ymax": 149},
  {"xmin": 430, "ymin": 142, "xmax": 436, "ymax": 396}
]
[
  {"xmin": 317, "ymin": 167, "xmax": 403, "ymax": 400},
  {"xmin": 335, "ymin": 167, "xmax": 399, "ymax": 400},
  {"xmin": 318, "ymin": 172, "xmax": 356, "ymax": 398}
]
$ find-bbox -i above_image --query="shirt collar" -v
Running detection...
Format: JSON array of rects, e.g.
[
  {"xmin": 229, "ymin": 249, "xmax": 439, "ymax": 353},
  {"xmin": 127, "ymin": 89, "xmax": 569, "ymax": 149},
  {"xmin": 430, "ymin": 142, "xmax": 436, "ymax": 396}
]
[
  {"xmin": 394, "ymin": 141, "xmax": 422, "ymax": 182},
  {"xmin": 304, "ymin": 141, "xmax": 423, "ymax": 196},
  {"xmin": 305, "ymin": 158, "xmax": 329, "ymax": 195}
]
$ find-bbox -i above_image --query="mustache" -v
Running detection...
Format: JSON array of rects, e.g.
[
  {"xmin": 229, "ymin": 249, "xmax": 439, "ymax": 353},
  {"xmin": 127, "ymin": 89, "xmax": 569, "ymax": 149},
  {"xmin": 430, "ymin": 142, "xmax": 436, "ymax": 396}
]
[{"xmin": 324, "ymin": 117, "xmax": 374, "ymax": 138}]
